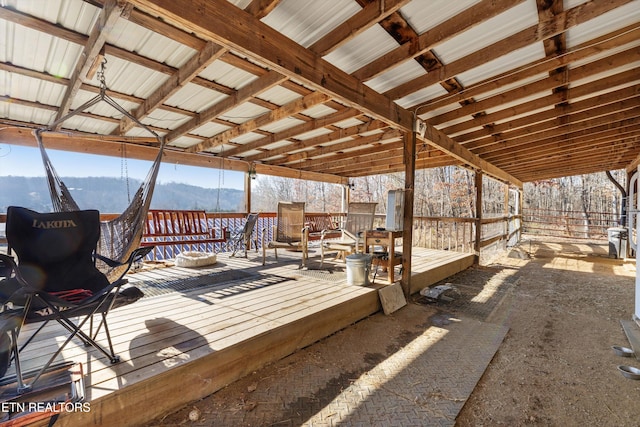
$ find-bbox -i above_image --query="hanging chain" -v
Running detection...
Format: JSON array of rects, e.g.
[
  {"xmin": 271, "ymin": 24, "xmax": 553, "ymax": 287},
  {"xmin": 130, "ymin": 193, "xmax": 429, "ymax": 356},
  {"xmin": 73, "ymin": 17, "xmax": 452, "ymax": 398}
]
[
  {"xmin": 121, "ymin": 142, "xmax": 131, "ymax": 203},
  {"xmin": 97, "ymin": 57, "xmax": 108, "ymax": 95}
]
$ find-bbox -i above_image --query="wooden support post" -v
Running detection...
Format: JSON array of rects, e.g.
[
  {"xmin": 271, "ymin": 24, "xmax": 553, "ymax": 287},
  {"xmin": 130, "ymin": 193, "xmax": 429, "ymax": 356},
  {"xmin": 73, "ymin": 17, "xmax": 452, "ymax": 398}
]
[
  {"xmin": 474, "ymin": 171, "xmax": 483, "ymax": 264},
  {"xmin": 401, "ymin": 130, "xmax": 415, "ymax": 298},
  {"xmin": 518, "ymin": 187, "xmax": 523, "ymax": 242}
]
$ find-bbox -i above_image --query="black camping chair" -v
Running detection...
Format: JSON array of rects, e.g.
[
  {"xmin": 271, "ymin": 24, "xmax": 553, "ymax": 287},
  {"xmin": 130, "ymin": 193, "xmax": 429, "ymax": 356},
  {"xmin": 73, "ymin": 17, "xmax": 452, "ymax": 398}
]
[
  {"xmin": 0, "ymin": 206, "xmax": 151, "ymax": 393},
  {"xmin": 230, "ymin": 213, "xmax": 260, "ymax": 258}
]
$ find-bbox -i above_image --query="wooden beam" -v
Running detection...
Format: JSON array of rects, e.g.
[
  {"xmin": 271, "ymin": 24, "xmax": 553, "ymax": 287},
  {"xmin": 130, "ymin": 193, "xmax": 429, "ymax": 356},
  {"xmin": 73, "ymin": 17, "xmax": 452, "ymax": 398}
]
[
  {"xmin": 402, "ymin": 131, "xmax": 415, "ymax": 299},
  {"xmin": 352, "ymin": 0, "xmax": 521, "ymax": 81},
  {"xmin": 385, "ymin": 0, "xmax": 633, "ymax": 100},
  {"xmin": 118, "ymin": 41, "xmax": 228, "ymax": 134},
  {"xmin": 412, "ymin": 23, "xmax": 640, "ymax": 114},
  {"xmin": 223, "ymin": 108, "xmax": 361, "ymax": 158},
  {"xmin": 456, "ymin": 88, "xmax": 640, "ymax": 145},
  {"xmin": 443, "ymin": 69, "xmax": 639, "ymax": 137},
  {"xmin": 309, "ymin": 0, "xmax": 411, "ymax": 56},
  {"xmin": 55, "ymin": 0, "xmax": 126, "ymax": 124},
  {"xmin": 496, "ymin": 134, "xmax": 640, "ymax": 171},
  {"xmin": 0, "ymin": 127, "xmax": 347, "ymax": 185},
  {"xmin": 248, "ymin": 119, "xmax": 391, "ymax": 163},
  {"xmin": 482, "ymin": 119, "xmax": 640, "ymax": 162},
  {"xmin": 474, "ymin": 171, "xmax": 483, "ymax": 264},
  {"xmin": 273, "ymin": 129, "xmax": 403, "ymax": 166},
  {"xmin": 166, "ymin": 70, "xmax": 288, "ymax": 142},
  {"xmin": 478, "ymin": 109, "xmax": 640, "ymax": 158},
  {"xmin": 244, "ymin": 0, "xmax": 282, "ymax": 19},
  {"xmin": 426, "ymin": 46, "xmax": 640, "ymax": 127},
  {"xmin": 129, "ymin": 0, "xmax": 521, "ymax": 186},
  {"xmin": 297, "ymin": 142, "xmax": 404, "ymax": 172},
  {"xmin": 186, "ymin": 92, "xmax": 331, "ymax": 153}
]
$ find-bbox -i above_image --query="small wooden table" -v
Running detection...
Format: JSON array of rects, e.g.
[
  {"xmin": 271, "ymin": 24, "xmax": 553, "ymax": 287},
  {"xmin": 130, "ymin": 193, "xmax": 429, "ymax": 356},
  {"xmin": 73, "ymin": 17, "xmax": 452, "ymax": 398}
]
[{"xmin": 364, "ymin": 229, "xmax": 403, "ymax": 284}]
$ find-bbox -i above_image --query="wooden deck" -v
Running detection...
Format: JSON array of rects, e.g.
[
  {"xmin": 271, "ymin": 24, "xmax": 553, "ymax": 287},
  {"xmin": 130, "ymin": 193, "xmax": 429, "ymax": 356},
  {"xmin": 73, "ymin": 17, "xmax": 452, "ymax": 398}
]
[{"xmin": 2, "ymin": 247, "xmax": 473, "ymax": 426}]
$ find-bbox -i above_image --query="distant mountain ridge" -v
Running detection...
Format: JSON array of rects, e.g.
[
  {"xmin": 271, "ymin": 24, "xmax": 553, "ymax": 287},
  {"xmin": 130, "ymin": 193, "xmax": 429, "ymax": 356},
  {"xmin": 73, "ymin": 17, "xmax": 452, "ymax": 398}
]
[{"xmin": 0, "ymin": 176, "xmax": 244, "ymax": 213}]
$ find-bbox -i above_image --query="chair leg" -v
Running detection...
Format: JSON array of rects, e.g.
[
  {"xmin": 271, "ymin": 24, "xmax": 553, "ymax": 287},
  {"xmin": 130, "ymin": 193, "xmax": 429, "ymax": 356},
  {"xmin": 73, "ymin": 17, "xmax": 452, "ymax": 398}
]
[
  {"xmin": 99, "ymin": 313, "xmax": 119, "ymax": 364},
  {"xmin": 0, "ymin": 330, "xmax": 11, "ymax": 379}
]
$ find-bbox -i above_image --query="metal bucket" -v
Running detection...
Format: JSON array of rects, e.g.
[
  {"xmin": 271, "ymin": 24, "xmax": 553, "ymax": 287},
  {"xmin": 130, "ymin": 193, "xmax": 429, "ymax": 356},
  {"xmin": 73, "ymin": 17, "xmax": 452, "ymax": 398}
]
[{"xmin": 345, "ymin": 253, "xmax": 372, "ymax": 286}]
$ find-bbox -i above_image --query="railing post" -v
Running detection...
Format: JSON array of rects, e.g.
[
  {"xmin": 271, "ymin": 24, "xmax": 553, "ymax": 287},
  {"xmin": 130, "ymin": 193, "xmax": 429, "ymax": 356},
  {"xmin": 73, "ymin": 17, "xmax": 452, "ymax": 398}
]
[{"xmin": 474, "ymin": 171, "xmax": 483, "ymax": 264}]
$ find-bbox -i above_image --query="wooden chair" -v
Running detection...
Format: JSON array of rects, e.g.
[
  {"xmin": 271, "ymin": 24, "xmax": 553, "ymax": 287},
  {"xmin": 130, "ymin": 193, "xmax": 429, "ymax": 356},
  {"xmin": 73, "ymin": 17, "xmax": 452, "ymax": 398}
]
[
  {"xmin": 320, "ymin": 202, "xmax": 377, "ymax": 266},
  {"xmin": 262, "ymin": 202, "xmax": 308, "ymax": 267}
]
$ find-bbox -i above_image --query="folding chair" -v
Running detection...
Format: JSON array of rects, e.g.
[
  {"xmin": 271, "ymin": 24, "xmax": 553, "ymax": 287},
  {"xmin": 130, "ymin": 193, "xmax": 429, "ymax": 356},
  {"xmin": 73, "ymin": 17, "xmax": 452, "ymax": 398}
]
[
  {"xmin": 320, "ymin": 202, "xmax": 377, "ymax": 266},
  {"xmin": 230, "ymin": 213, "xmax": 260, "ymax": 258},
  {"xmin": 262, "ymin": 202, "xmax": 308, "ymax": 268},
  {"xmin": 0, "ymin": 206, "xmax": 151, "ymax": 393}
]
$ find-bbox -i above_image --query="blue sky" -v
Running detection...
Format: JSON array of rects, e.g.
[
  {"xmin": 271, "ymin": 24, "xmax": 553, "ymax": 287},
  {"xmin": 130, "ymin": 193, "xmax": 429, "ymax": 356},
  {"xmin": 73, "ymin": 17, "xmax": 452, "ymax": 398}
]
[{"xmin": 0, "ymin": 144, "xmax": 245, "ymax": 190}]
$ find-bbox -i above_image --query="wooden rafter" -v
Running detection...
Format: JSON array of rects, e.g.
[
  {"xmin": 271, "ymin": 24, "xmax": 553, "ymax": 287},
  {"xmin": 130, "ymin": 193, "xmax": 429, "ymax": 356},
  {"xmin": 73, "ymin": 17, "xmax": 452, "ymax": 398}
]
[
  {"xmin": 166, "ymin": 70, "xmax": 288, "ymax": 142},
  {"xmin": 222, "ymin": 108, "xmax": 361, "ymax": 158},
  {"xmin": 129, "ymin": 0, "xmax": 522, "ymax": 185},
  {"xmin": 117, "ymin": 41, "xmax": 228, "ymax": 134},
  {"xmin": 245, "ymin": 0, "xmax": 282, "ymax": 19},
  {"xmin": 386, "ymin": 0, "xmax": 633, "ymax": 101},
  {"xmin": 186, "ymin": 91, "xmax": 332, "ymax": 153},
  {"xmin": 54, "ymin": 0, "xmax": 126, "ymax": 125},
  {"xmin": 352, "ymin": 0, "xmax": 521, "ymax": 81},
  {"xmin": 245, "ymin": 119, "xmax": 390, "ymax": 163},
  {"xmin": 309, "ymin": 0, "xmax": 411, "ymax": 56}
]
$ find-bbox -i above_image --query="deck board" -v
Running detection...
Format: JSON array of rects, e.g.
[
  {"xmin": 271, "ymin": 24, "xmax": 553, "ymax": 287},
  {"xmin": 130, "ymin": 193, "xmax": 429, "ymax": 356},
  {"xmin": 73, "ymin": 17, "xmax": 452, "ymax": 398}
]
[{"xmin": 1, "ymin": 247, "xmax": 474, "ymax": 426}]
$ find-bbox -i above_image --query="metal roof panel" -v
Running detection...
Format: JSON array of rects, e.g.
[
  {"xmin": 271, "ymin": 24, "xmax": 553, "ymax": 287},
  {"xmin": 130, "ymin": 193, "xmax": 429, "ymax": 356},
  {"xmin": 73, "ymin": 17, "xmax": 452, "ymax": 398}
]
[
  {"xmin": 365, "ymin": 60, "xmax": 426, "ymax": 93},
  {"xmin": 399, "ymin": 0, "xmax": 481, "ymax": 34},
  {"xmin": 199, "ymin": 59, "xmax": 260, "ymax": 90},
  {"xmin": 324, "ymin": 25, "xmax": 399, "ymax": 74},
  {"xmin": 565, "ymin": 1, "xmax": 640, "ymax": 48},
  {"xmin": 108, "ymin": 18, "xmax": 195, "ymax": 68},
  {"xmin": 262, "ymin": 0, "xmax": 361, "ymax": 47},
  {"xmin": 165, "ymin": 82, "xmax": 228, "ymax": 113},
  {"xmin": 432, "ymin": 1, "xmax": 539, "ymax": 63}
]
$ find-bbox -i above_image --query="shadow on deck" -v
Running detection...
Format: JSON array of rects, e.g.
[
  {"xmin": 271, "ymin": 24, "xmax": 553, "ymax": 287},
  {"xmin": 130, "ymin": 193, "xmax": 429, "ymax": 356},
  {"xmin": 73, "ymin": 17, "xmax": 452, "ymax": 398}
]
[{"xmin": 1, "ymin": 246, "xmax": 474, "ymax": 426}]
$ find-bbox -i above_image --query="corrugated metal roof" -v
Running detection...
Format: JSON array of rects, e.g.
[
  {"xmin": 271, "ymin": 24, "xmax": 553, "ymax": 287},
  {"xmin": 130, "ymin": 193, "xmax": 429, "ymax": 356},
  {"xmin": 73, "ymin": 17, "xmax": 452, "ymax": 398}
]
[
  {"xmin": 199, "ymin": 60, "xmax": 259, "ymax": 90},
  {"xmin": 457, "ymin": 44, "xmax": 546, "ymax": 87},
  {"xmin": 432, "ymin": 2, "xmax": 539, "ymax": 64},
  {"xmin": 400, "ymin": 0, "xmax": 482, "ymax": 34},
  {"xmin": 0, "ymin": 0, "xmax": 637, "ymax": 183},
  {"xmin": 165, "ymin": 83, "xmax": 227, "ymax": 114},
  {"xmin": 263, "ymin": 0, "xmax": 361, "ymax": 47},
  {"xmin": 324, "ymin": 25, "xmax": 399, "ymax": 74},
  {"xmin": 566, "ymin": 1, "xmax": 640, "ymax": 47}
]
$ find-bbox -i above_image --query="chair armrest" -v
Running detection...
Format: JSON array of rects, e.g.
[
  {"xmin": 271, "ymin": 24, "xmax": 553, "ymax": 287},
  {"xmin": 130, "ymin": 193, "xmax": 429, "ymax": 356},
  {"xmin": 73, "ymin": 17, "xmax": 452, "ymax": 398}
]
[
  {"xmin": 94, "ymin": 246, "xmax": 153, "ymax": 269},
  {"xmin": 320, "ymin": 227, "xmax": 342, "ymax": 242},
  {"xmin": 0, "ymin": 254, "xmax": 40, "ymax": 298},
  {"xmin": 342, "ymin": 230, "xmax": 358, "ymax": 241},
  {"xmin": 0, "ymin": 254, "xmax": 16, "ymax": 280}
]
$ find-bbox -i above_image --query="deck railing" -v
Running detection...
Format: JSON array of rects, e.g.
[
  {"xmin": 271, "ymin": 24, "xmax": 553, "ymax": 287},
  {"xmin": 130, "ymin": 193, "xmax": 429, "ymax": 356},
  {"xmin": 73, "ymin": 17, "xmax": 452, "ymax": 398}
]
[
  {"xmin": 411, "ymin": 216, "xmax": 475, "ymax": 253},
  {"xmin": 0, "ymin": 211, "xmax": 522, "ymax": 261},
  {"xmin": 522, "ymin": 208, "xmax": 618, "ymax": 239}
]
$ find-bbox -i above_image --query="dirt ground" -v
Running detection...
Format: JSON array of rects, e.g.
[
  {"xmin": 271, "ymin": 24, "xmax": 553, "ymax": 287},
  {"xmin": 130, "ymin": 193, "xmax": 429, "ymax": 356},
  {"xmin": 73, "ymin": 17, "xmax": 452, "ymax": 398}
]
[{"xmin": 146, "ymin": 236, "xmax": 639, "ymax": 426}]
